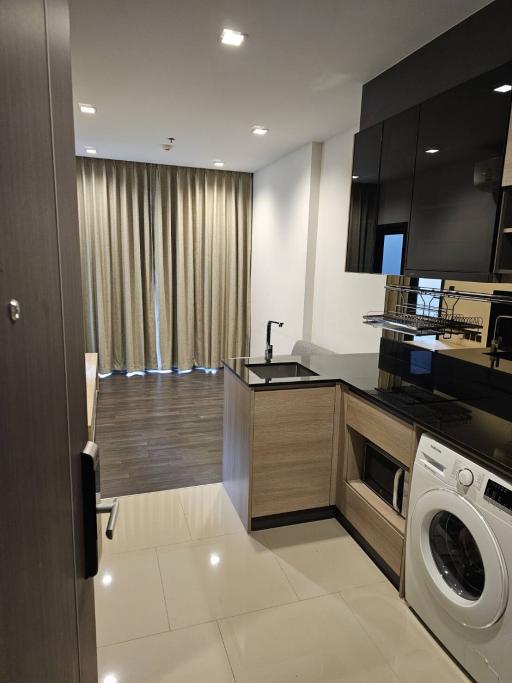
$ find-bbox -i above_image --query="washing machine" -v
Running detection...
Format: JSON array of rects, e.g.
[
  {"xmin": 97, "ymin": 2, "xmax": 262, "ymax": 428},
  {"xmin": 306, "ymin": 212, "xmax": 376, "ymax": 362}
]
[{"xmin": 406, "ymin": 434, "xmax": 512, "ymax": 682}]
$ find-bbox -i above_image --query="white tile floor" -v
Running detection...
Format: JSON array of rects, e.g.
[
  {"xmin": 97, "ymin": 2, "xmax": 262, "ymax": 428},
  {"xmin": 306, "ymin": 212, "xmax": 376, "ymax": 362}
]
[{"xmin": 96, "ymin": 483, "xmax": 469, "ymax": 683}]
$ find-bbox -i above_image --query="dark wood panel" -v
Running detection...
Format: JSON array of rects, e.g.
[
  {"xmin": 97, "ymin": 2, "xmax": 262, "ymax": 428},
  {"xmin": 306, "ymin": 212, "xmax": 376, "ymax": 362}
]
[
  {"xmin": 223, "ymin": 369, "xmax": 253, "ymax": 530},
  {"xmin": 0, "ymin": 0, "xmax": 91, "ymax": 680},
  {"xmin": 45, "ymin": 0, "xmax": 98, "ymax": 678},
  {"xmin": 361, "ymin": 0, "xmax": 512, "ymax": 128},
  {"xmin": 96, "ymin": 370, "xmax": 224, "ymax": 497}
]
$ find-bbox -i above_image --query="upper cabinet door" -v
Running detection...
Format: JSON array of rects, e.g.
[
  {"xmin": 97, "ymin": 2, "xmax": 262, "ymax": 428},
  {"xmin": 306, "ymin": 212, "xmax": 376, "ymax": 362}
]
[
  {"xmin": 405, "ymin": 63, "xmax": 512, "ymax": 280},
  {"xmin": 345, "ymin": 109, "xmax": 418, "ymax": 275},
  {"xmin": 375, "ymin": 106, "xmax": 419, "ymax": 274},
  {"xmin": 378, "ymin": 107, "xmax": 419, "ymax": 226},
  {"xmin": 345, "ymin": 123, "xmax": 382, "ymax": 273}
]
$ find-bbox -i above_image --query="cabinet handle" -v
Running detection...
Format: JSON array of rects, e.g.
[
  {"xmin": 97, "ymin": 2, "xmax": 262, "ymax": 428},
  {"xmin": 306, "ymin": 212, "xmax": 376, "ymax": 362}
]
[
  {"xmin": 392, "ymin": 469, "xmax": 403, "ymax": 514},
  {"xmin": 97, "ymin": 499, "xmax": 120, "ymax": 540}
]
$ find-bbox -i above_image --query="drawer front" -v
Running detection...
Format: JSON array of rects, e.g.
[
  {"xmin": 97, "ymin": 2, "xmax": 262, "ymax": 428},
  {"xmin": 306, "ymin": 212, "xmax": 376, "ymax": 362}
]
[
  {"xmin": 343, "ymin": 483, "xmax": 403, "ymax": 576},
  {"xmin": 346, "ymin": 393, "xmax": 413, "ymax": 468},
  {"xmin": 252, "ymin": 387, "xmax": 335, "ymax": 518}
]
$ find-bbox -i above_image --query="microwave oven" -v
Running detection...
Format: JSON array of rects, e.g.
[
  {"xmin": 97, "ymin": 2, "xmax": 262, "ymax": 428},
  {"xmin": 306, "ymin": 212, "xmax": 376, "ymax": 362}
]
[{"xmin": 362, "ymin": 441, "xmax": 409, "ymax": 518}]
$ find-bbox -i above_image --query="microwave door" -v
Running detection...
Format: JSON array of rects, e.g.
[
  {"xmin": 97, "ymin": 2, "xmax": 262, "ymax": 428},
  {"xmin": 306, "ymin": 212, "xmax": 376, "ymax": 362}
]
[{"xmin": 392, "ymin": 469, "xmax": 403, "ymax": 515}]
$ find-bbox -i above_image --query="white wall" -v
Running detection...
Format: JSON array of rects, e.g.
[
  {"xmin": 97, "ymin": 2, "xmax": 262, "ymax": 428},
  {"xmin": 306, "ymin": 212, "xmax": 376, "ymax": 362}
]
[
  {"xmin": 311, "ymin": 129, "xmax": 385, "ymax": 353},
  {"xmin": 250, "ymin": 143, "xmax": 315, "ymax": 356},
  {"xmin": 250, "ymin": 129, "xmax": 385, "ymax": 358}
]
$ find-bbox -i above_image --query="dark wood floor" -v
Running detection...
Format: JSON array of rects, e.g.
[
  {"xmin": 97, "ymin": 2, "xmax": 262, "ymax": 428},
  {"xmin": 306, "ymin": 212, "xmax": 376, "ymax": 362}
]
[{"xmin": 96, "ymin": 369, "xmax": 224, "ymax": 497}]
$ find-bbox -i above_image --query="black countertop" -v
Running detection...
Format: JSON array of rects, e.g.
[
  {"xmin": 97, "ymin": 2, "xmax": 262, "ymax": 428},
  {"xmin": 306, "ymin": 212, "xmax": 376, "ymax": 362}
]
[{"xmin": 223, "ymin": 339, "xmax": 512, "ymax": 481}]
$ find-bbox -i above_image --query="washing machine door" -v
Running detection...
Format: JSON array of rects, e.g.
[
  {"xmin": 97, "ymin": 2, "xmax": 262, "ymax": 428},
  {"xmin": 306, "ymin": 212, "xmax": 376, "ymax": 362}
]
[{"xmin": 410, "ymin": 488, "xmax": 508, "ymax": 629}]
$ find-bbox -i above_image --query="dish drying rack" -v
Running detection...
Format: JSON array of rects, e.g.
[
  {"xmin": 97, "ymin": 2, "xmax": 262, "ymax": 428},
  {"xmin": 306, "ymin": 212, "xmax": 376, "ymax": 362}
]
[{"xmin": 362, "ymin": 284, "xmax": 512, "ymax": 338}]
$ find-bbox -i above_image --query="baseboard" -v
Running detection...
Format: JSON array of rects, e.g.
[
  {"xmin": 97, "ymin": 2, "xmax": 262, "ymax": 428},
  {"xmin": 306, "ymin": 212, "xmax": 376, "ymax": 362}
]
[
  {"xmin": 251, "ymin": 505, "xmax": 336, "ymax": 531},
  {"xmin": 334, "ymin": 508, "xmax": 400, "ymax": 589}
]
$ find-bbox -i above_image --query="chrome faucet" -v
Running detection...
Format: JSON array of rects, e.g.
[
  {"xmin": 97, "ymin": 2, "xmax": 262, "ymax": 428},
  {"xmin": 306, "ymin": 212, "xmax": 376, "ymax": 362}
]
[
  {"xmin": 490, "ymin": 315, "xmax": 512, "ymax": 355},
  {"xmin": 265, "ymin": 320, "xmax": 284, "ymax": 362}
]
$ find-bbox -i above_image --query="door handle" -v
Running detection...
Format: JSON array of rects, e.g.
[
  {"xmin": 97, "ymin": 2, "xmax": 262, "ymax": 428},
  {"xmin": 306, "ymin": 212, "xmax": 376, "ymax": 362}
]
[
  {"xmin": 81, "ymin": 441, "xmax": 121, "ymax": 576},
  {"xmin": 392, "ymin": 468, "xmax": 403, "ymax": 514},
  {"xmin": 96, "ymin": 499, "xmax": 120, "ymax": 539}
]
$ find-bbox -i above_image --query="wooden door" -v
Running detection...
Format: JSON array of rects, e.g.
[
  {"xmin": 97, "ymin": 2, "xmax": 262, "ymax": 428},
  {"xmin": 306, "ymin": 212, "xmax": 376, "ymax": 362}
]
[
  {"xmin": 0, "ymin": 0, "xmax": 97, "ymax": 681},
  {"xmin": 251, "ymin": 387, "xmax": 336, "ymax": 518}
]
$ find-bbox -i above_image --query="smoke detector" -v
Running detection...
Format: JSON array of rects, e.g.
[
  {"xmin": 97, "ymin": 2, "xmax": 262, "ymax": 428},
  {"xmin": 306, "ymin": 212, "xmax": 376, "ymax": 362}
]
[{"xmin": 162, "ymin": 137, "xmax": 175, "ymax": 151}]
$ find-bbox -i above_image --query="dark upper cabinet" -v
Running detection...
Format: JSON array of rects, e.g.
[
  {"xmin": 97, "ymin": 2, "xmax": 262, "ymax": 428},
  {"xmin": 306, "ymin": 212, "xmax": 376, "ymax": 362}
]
[
  {"xmin": 345, "ymin": 123, "xmax": 382, "ymax": 272},
  {"xmin": 405, "ymin": 63, "xmax": 512, "ymax": 280},
  {"xmin": 346, "ymin": 108, "xmax": 418, "ymax": 275},
  {"xmin": 378, "ymin": 107, "xmax": 419, "ymax": 226}
]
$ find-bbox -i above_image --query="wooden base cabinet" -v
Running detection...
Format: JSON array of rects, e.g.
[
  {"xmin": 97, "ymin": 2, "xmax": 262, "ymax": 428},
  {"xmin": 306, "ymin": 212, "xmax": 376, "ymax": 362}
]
[
  {"xmin": 252, "ymin": 386, "xmax": 336, "ymax": 517},
  {"xmin": 222, "ymin": 370, "xmax": 338, "ymax": 530},
  {"xmin": 337, "ymin": 390, "xmax": 416, "ymax": 578}
]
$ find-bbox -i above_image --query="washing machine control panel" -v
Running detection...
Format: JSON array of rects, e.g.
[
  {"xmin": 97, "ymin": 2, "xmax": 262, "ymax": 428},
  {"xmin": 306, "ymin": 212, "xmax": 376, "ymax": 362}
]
[
  {"xmin": 484, "ymin": 479, "xmax": 512, "ymax": 515},
  {"xmin": 451, "ymin": 459, "xmax": 484, "ymax": 491},
  {"xmin": 457, "ymin": 468, "xmax": 474, "ymax": 487}
]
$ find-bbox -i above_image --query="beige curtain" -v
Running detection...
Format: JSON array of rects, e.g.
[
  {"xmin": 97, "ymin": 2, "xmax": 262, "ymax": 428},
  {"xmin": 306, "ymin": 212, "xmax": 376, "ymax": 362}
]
[{"xmin": 76, "ymin": 157, "xmax": 252, "ymax": 374}]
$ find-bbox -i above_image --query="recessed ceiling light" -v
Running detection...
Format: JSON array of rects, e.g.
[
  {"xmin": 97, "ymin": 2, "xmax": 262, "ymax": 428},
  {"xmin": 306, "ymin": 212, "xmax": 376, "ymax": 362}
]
[
  {"xmin": 213, "ymin": 160, "xmax": 224, "ymax": 168},
  {"xmin": 85, "ymin": 147, "xmax": 97, "ymax": 154},
  {"xmin": 221, "ymin": 28, "xmax": 244, "ymax": 46},
  {"xmin": 425, "ymin": 148, "xmax": 439, "ymax": 154},
  {"xmin": 103, "ymin": 675, "xmax": 118, "ymax": 683},
  {"xmin": 252, "ymin": 125, "xmax": 268, "ymax": 136},
  {"xmin": 352, "ymin": 175, "xmax": 359, "ymax": 180},
  {"xmin": 79, "ymin": 103, "xmax": 96, "ymax": 114},
  {"xmin": 494, "ymin": 84, "xmax": 512, "ymax": 93}
]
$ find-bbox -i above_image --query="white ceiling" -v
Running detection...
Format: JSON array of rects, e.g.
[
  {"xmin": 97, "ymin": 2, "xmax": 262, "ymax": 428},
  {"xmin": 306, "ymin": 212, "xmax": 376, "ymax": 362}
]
[{"xmin": 70, "ymin": 0, "xmax": 490, "ymax": 172}]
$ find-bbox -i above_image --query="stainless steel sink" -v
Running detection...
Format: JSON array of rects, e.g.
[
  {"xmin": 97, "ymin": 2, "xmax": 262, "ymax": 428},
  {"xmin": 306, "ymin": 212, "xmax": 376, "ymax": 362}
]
[{"xmin": 245, "ymin": 362, "xmax": 318, "ymax": 380}]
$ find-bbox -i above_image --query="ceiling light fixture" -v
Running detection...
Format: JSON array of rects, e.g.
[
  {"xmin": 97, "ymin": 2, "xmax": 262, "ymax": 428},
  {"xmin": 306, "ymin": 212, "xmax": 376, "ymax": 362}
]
[
  {"xmin": 221, "ymin": 28, "xmax": 245, "ymax": 46},
  {"xmin": 352, "ymin": 175, "xmax": 359, "ymax": 180},
  {"xmin": 494, "ymin": 84, "xmax": 512, "ymax": 93},
  {"xmin": 101, "ymin": 573, "xmax": 113, "ymax": 586},
  {"xmin": 79, "ymin": 103, "xmax": 96, "ymax": 114},
  {"xmin": 213, "ymin": 160, "xmax": 224, "ymax": 168},
  {"xmin": 103, "ymin": 675, "xmax": 118, "ymax": 683},
  {"xmin": 425, "ymin": 148, "xmax": 439, "ymax": 154},
  {"xmin": 252, "ymin": 125, "xmax": 268, "ymax": 136},
  {"xmin": 85, "ymin": 147, "xmax": 97, "ymax": 154}
]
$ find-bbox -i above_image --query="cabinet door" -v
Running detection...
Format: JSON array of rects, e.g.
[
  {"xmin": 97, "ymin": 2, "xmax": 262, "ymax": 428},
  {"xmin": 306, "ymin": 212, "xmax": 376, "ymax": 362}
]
[
  {"xmin": 374, "ymin": 106, "xmax": 419, "ymax": 274},
  {"xmin": 345, "ymin": 124, "xmax": 382, "ymax": 273},
  {"xmin": 379, "ymin": 107, "xmax": 419, "ymax": 225},
  {"xmin": 251, "ymin": 387, "xmax": 335, "ymax": 518},
  {"xmin": 405, "ymin": 63, "xmax": 512, "ymax": 280}
]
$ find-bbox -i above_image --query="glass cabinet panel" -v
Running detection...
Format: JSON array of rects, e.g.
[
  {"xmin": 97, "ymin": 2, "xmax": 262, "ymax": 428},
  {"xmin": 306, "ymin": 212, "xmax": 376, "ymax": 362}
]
[{"xmin": 405, "ymin": 63, "xmax": 512, "ymax": 279}]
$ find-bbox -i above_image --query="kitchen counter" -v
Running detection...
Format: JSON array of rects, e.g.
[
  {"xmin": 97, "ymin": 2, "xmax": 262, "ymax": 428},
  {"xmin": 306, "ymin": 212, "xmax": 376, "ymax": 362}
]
[{"xmin": 224, "ymin": 339, "xmax": 512, "ymax": 481}]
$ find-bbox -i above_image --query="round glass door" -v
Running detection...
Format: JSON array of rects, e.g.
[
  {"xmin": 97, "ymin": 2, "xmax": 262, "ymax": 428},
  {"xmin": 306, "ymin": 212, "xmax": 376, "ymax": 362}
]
[
  {"xmin": 410, "ymin": 488, "xmax": 508, "ymax": 629},
  {"xmin": 429, "ymin": 511, "xmax": 485, "ymax": 601}
]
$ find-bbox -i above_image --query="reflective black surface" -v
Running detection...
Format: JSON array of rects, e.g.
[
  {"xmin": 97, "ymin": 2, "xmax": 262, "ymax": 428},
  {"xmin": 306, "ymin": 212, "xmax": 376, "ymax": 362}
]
[
  {"xmin": 429, "ymin": 511, "xmax": 485, "ymax": 601},
  {"xmin": 377, "ymin": 107, "xmax": 419, "ymax": 227},
  {"xmin": 346, "ymin": 124, "xmax": 382, "ymax": 273},
  {"xmin": 346, "ymin": 107, "xmax": 417, "ymax": 276},
  {"xmin": 224, "ymin": 338, "xmax": 512, "ymax": 481},
  {"xmin": 406, "ymin": 63, "xmax": 512, "ymax": 279}
]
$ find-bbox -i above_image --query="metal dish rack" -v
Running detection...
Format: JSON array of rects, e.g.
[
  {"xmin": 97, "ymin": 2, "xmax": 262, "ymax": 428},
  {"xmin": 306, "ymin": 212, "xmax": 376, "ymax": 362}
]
[{"xmin": 362, "ymin": 284, "xmax": 512, "ymax": 338}]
